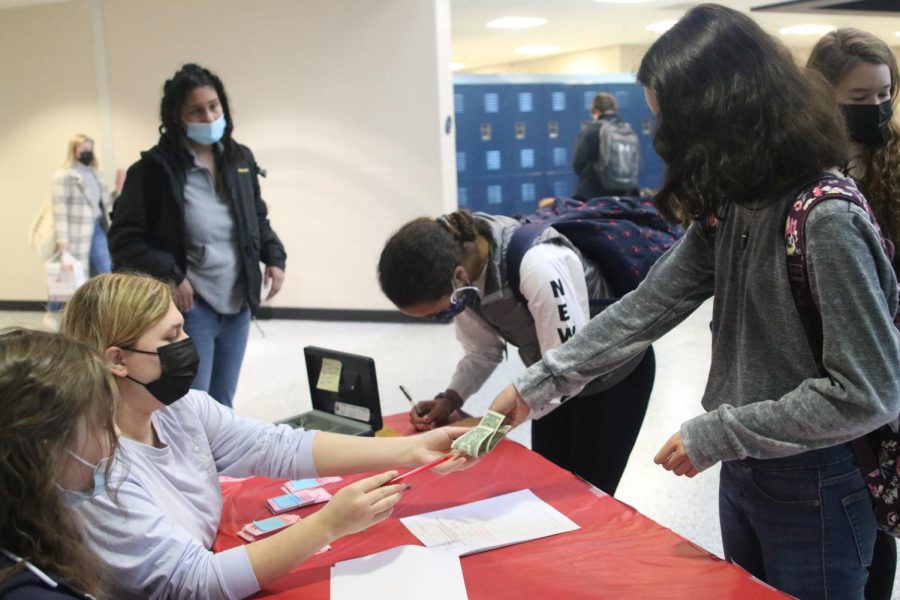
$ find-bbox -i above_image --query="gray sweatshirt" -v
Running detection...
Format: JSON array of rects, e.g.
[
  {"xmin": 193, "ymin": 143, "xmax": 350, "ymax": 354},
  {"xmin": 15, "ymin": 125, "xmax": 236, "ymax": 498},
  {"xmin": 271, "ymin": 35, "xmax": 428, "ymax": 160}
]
[{"xmin": 514, "ymin": 191, "xmax": 900, "ymax": 471}]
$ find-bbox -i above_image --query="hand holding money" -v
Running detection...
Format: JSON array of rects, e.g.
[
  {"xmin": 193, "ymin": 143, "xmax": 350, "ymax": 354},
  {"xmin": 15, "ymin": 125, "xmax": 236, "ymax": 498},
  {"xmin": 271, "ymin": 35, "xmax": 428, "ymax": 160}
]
[{"xmin": 451, "ymin": 411, "xmax": 512, "ymax": 458}]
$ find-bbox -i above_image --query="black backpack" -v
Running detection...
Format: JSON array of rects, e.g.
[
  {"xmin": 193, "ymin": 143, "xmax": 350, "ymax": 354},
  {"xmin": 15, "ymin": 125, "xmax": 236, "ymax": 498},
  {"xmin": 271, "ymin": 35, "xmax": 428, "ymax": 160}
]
[
  {"xmin": 785, "ymin": 174, "xmax": 900, "ymax": 538},
  {"xmin": 593, "ymin": 118, "xmax": 641, "ymax": 192}
]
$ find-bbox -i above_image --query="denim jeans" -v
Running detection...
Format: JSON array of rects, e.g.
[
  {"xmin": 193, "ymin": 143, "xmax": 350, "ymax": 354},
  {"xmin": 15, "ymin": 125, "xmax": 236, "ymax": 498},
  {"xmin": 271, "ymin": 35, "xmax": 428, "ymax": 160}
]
[
  {"xmin": 719, "ymin": 444, "xmax": 876, "ymax": 599},
  {"xmin": 48, "ymin": 219, "xmax": 111, "ymax": 313},
  {"xmin": 182, "ymin": 295, "xmax": 251, "ymax": 408},
  {"xmin": 89, "ymin": 219, "xmax": 112, "ymax": 276}
]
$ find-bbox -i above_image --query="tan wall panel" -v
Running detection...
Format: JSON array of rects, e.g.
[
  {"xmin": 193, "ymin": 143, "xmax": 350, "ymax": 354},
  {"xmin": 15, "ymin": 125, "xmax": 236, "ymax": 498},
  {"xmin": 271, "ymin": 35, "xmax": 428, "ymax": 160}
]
[
  {"xmin": 0, "ymin": 0, "xmax": 101, "ymax": 301},
  {"xmin": 1, "ymin": 0, "xmax": 454, "ymax": 311}
]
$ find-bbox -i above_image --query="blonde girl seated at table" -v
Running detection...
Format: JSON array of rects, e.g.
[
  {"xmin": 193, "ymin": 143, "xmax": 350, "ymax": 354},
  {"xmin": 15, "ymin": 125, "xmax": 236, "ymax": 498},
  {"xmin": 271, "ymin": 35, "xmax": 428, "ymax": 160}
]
[
  {"xmin": 60, "ymin": 272, "xmax": 468, "ymax": 599},
  {"xmin": 0, "ymin": 329, "xmax": 118, "ymax": 599}
]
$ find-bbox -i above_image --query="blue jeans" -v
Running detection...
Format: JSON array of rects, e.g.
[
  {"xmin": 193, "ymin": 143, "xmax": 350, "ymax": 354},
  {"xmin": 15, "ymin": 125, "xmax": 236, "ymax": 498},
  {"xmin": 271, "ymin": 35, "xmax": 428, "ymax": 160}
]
[
  {"xmin": 719, "ymin": 444, "xmax": 876, "ymax": 599},
  {"xmin": 89, "ymin": 219, "xmax": 112, "ymax": 276},
  {"xmin": 48, "ymin": 219, "xmax": 111, "ymax": 313},
  {"xmin": 182, "ymin": 295, "xmax": 250, "ymax": 408}
]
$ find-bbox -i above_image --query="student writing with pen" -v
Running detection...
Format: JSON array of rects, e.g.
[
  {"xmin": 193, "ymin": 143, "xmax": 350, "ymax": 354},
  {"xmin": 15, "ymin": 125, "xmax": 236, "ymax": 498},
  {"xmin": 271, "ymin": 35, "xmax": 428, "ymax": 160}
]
[
  {"xmin": 401, "ymin": 384, "xmax": 475, "ymax": 424},
  {"xmin": 379, "ymin": 211, "xmax": 655, "ymax": 497}
]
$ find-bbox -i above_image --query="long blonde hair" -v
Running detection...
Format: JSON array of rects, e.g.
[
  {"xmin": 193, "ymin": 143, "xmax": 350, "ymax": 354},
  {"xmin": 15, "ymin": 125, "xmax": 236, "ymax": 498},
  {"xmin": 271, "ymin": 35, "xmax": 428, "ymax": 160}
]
[
  {"xmin": 63, "ymin": 133, "xmax": 97, "ymax": 169},
  {"xmin": 807, "ymin": 28, "xmax": 900, "ymax": 244},
  {"xmin": 60, "ymin": 272, "xmax": 173, "ymax": 350},
  {"xmin": 0, "ymin": 328, "xmax": 118, "ymax": 597}
]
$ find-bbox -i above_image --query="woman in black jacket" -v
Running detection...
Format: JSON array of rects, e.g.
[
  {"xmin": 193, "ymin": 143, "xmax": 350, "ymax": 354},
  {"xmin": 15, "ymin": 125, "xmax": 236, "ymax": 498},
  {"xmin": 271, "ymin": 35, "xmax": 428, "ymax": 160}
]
[{"xmin": 109, "ymin": 63, "xmax": 286, "ymax": 408}]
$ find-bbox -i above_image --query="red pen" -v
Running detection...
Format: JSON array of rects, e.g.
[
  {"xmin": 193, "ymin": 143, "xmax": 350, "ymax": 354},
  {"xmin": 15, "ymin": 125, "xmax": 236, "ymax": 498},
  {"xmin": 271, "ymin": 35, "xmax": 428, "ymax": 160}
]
[{"xmin": 388, "ymin": 454, "xmax": 455, "ymax": 485}]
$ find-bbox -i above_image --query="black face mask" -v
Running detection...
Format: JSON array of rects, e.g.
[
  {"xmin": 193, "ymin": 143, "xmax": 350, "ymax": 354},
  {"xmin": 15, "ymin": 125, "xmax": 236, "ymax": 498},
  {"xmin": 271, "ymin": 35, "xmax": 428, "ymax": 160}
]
[
  {"xmin": 841, "ymin": 100, "xmax": 893, "ymax": 146},
  {"xmin": 125, "ymin": 338, "xmax": 200, "ymax": 405},
  {"xmin": 77, "ymin": 151, "xmax": 94, "ymax": 166}
]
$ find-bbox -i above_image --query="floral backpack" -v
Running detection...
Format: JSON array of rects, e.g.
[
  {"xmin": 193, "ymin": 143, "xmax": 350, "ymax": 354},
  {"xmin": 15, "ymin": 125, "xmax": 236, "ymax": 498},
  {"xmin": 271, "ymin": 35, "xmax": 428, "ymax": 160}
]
[{"xmin": 785, "ymin": 173, "xmax": 900, "ymax": 537}]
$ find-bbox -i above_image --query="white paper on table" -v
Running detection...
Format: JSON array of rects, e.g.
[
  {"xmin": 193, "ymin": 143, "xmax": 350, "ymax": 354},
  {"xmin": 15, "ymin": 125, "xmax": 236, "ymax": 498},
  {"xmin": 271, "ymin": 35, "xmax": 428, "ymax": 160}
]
[
  {"xmin": 399, "ymin": 489, "xmax": 579, "ymax": 556},
  {"xmin": 330, "ymin": 545, "xmax": 468, "ymax": 600}
]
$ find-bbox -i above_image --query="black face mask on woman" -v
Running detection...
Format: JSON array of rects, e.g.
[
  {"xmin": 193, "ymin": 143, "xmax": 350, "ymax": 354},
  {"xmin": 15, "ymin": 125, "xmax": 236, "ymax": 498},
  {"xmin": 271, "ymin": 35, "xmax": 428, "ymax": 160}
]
[
  {"xmin": 77, "ymin": 150, "xmax": 94, "ymax": 166},
  {"xmin": 125, "ymin": 338, "xmax": 200, "ymax": 405},
  {"xmin": 841, "ymin": 100, "xmax": 893, "ymax": 146}
]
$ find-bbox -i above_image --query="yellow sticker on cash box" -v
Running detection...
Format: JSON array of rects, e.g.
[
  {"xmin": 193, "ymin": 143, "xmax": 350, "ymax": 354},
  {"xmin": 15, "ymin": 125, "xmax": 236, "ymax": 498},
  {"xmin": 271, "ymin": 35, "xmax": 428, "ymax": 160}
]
[{"xmin": 316, "ymin": 358, "xmax": 341, "ymax": 392}]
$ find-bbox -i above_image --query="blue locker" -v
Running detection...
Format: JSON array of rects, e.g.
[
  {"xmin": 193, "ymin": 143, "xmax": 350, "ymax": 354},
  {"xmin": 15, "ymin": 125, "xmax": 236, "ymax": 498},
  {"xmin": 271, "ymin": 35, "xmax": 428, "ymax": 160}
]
[{"xmin": 454, "ymin": 76, "xmax": 665, "ymax": 216}]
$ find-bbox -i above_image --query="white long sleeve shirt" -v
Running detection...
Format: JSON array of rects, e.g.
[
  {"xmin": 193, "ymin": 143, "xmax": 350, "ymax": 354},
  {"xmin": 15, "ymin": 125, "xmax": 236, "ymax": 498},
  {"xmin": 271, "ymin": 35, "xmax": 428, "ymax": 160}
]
[
  {"xmin": 448, "ymin": 242, "xmax": 591, "ymax": 400},
  {"xmin": 74, "ymin": 390, "xmax": 319, "ymax": 600}
]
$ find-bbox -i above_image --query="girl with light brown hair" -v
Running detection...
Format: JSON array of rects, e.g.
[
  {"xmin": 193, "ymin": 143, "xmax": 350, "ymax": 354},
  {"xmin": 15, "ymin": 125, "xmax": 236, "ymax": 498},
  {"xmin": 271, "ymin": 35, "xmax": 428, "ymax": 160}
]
[
  {"xmin": 60, "ymin": 272, "xmax": 468, "ymax": 599},
  {"xmin": 808, "ymin": 28, "xmax": 900, "ymax": 259},
  {"xmin": 807, "ymin": 27, "xmax": 900, "ymax": 600},
  {"xmin": 0, "ymin": 328, "xmax": 118, "ymax": 598}
]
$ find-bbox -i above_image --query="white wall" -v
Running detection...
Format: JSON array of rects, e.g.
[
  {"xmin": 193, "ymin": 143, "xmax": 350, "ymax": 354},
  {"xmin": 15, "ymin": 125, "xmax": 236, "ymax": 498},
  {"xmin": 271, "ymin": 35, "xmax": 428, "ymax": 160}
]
[
  {"xmin": 468, "ymin": 44, "xmax": 650, "ymax": 75},
  {"xmin": 0, "ymin": 0, "xmax": 455, "ymax": 311},
  {"xmin": 464, "ymin": 42, "xmax": 900, "ymax": 77}
]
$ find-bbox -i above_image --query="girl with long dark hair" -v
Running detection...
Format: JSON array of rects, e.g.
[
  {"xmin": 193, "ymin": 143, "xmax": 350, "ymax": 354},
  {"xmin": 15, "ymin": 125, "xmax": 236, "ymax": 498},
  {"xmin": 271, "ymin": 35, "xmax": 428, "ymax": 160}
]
[{"xmin": 487, "ymin": 5, "xmax": 899, "ymax": 597}]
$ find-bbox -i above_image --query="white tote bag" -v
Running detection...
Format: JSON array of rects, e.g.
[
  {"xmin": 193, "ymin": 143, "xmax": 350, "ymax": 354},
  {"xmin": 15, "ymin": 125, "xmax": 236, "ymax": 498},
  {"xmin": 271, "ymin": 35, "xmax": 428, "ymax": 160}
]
[{"xmin": 45, "ymin": 253, "xmax": 87, "ymax": 303}]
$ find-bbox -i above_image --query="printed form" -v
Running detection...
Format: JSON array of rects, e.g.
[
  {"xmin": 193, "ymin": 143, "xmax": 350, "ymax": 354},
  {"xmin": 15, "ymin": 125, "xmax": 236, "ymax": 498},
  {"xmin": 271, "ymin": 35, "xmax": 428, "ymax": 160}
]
[{"xmin": 399, "ymin": 489, "xmax": 580, "ymax": 556}]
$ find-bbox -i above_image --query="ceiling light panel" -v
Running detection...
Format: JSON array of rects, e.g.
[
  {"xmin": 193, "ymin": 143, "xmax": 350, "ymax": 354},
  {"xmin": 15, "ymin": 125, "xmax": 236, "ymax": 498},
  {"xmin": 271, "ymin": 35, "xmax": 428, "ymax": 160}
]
[
  {"xmin": 516, "ymin": 44, "xmax": 562, "ymax": 56},
  {"xmin": 779, "ymin": 24, "xmax": 836, "ymax": 35},
  {"xmin": 486, "ymin": 17, "xmax": 547, "ymax": 29}
]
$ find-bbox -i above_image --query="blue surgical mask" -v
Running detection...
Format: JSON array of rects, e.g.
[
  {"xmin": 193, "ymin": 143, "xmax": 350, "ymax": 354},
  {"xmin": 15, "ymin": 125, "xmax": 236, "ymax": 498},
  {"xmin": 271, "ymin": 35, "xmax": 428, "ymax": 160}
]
[
  {"xmin": 57, "ymin": 450, "xmax": 108, "ymax": 507},
  {"xmin": 429, "ymin": 282, "xmax": 480, "ymax": 323},
  {"xmin": 185, "ymin": 114, "xmax": 226, "ymax": 145}
]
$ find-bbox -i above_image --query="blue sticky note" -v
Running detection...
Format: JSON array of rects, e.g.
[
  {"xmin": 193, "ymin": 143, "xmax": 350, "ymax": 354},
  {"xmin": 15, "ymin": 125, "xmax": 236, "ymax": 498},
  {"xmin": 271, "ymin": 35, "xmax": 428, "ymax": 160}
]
[
  {"xmin": 286, "ymin": 479, "xmax": 319, "ymax": 491},
  {"xmin": 272, "ymin": 494, "xmax": 303, "ymax": 509},
  {"xmin": 253, "ymin": 517, "xmax": 287, "ymax": 532}
]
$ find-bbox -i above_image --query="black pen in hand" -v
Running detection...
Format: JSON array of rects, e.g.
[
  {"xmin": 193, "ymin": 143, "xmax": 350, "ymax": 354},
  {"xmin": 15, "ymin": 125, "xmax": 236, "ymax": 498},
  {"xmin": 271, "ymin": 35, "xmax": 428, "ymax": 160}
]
[{"xmin": 400, "ymin": 385, "xmax": 426, "ymax": 417}]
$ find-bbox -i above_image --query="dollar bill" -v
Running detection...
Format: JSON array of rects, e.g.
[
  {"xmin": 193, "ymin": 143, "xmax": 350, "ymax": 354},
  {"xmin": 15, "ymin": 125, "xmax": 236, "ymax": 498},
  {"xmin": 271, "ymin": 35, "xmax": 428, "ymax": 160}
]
[{"xmin": 452, "ymin": 411, "xmax": 510, "ymax": 458}]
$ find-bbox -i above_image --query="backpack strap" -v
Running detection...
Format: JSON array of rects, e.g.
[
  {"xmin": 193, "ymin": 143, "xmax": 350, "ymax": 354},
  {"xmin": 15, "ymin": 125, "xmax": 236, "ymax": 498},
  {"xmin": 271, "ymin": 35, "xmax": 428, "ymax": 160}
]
[
  {"xmin": 786, "ymin": 174, "xmax": 894, "ymax": 366},
  {"xmin": 785, "ymin": 173, "xmax": 895, "ymax": 476},
  {"xmin": 506, "ymin": 196, "xmax": 592, "ymax": 306},
  {"xmin": 507, "ymin": 221, "xmax": 554, "ymax": 306}
]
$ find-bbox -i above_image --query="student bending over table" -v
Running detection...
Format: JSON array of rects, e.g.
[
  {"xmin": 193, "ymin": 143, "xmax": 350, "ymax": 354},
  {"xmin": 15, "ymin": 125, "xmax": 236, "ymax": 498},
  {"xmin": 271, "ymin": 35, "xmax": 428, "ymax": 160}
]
[{"xmin": 60, "ymin": 272, "xmax": 468, "ymax": 599}]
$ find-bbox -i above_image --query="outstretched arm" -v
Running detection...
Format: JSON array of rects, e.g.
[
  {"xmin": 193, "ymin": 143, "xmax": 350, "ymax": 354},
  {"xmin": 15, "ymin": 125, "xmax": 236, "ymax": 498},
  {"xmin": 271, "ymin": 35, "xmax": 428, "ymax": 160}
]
[{"xmin": 311, "ymin": 426, "xmax": 470, "ymax": 475}]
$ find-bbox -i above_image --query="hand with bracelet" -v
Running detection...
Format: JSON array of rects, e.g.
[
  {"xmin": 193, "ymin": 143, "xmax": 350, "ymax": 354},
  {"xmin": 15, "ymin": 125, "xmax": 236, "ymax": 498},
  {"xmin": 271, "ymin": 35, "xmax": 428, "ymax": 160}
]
[{"xmin": 409, "ymin": 389, "xmax": 465, "ymax": 431}]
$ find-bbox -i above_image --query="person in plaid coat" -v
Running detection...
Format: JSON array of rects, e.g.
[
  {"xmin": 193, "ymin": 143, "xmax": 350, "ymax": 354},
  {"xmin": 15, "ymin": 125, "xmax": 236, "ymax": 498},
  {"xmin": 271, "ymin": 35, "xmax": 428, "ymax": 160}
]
[{"xmin": 46, "ymin": 134, "xmax": 121, "ymax": 323}]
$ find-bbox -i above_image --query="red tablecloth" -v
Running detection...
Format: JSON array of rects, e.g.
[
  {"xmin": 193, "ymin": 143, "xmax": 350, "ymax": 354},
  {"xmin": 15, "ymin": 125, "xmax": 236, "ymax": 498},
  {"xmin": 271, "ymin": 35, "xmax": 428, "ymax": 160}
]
[{"xmin": 215, "ymin": 415, "xmax": 787, "ymax": 599}]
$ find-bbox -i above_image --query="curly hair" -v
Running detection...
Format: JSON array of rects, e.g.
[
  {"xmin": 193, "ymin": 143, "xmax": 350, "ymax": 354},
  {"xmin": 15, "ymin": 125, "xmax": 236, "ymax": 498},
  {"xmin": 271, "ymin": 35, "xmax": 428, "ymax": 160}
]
[
  {"xmin": 807, "ymin": 27, "xmax": 900, "ymax": 244},
  {"xmin": 378, "ymin": 210, "xmax": 490, "ymax": 308},
  {"xmin": 0, "ymin": 328, "xmax": 118, "ymax": 597},
  {"xmin": 637, "ymin": 4, "xmax": 848, "ymax": 224},
  {"xmin": 158, "ymin": 63, "xmax": 238, "ymax": 170}
]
